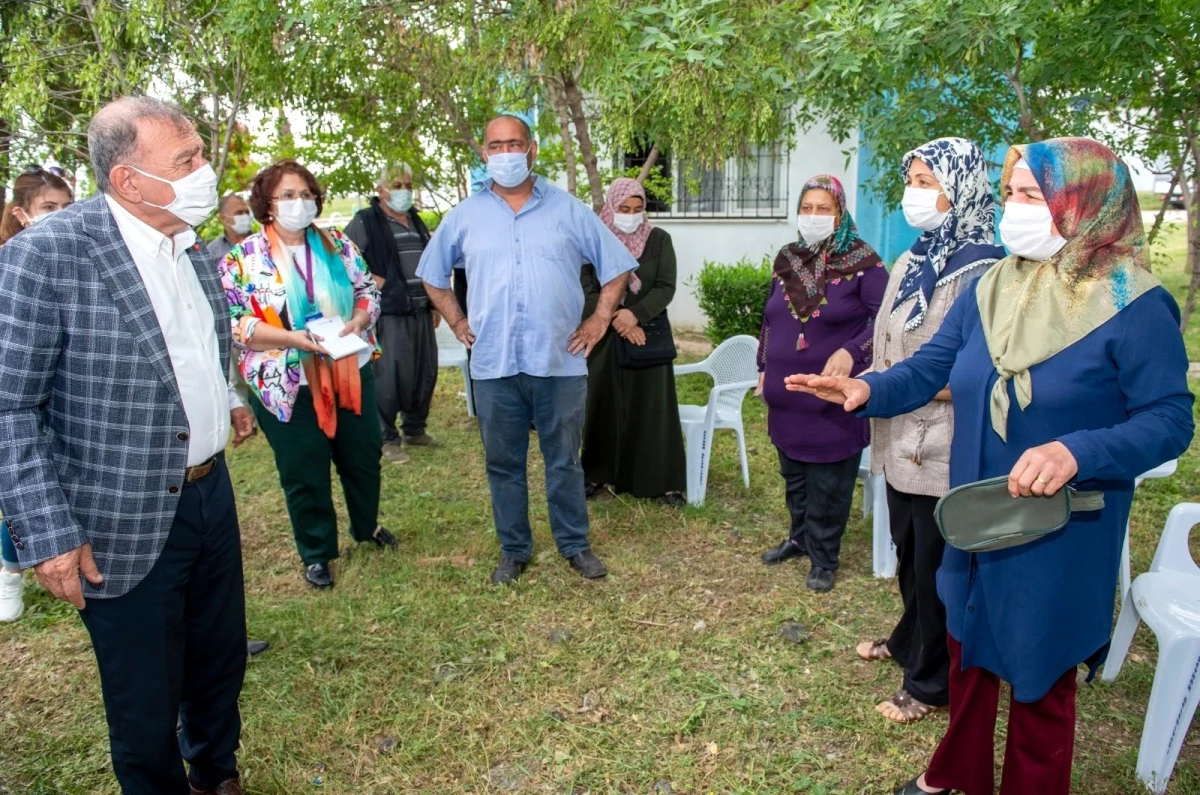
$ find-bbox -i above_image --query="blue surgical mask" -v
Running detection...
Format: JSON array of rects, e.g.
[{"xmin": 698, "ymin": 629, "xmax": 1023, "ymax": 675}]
[
  {"xmin": 387, "ymin": 189, "xmax": 413, "ymax": 213},
  {"xmin": 486, "ymin": 151, "xmax": 532, "ymax": 188}
]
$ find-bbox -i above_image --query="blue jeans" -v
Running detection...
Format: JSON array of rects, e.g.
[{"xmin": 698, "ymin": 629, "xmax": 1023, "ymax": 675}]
[
  {"xmin": 1, "ymin": 519, "xmax": 17, "ymax": 568},
  {"xmin": 474, "ymin": 374, "xmax": 590, "ymax": 562}
]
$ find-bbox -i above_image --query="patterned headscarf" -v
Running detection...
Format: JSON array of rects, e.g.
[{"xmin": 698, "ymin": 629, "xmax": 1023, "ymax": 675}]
[
  {"xmin": 893, "ymin": 137, "xmax": 1004, "ymax": 330},
  {"xmin": 773, "ymin": 174, "xmax": 883, "ymax": 349},
  {"xmin": 600, "ymin": 177, "xmax": 653, "ymax": 293},
  {"xmin": 976, "ymin": 137, "xmax": 1160, "ymax": 440}
]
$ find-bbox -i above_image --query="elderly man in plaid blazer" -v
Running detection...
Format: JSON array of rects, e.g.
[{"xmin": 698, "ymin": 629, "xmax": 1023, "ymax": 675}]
[{"xmin": 0, "ymin": 97, "xmax": 254, "ymax": 795}]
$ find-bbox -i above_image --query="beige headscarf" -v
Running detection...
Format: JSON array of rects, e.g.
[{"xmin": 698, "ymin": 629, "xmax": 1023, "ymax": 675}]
[{"xmin": 978, "ymin": 138, "xmax": 1161, "ymax": 441}]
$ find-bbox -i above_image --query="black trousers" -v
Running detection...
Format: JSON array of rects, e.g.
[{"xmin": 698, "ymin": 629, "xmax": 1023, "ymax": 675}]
[
  {"xmin": 884, "ymin": 484, "xmax": 950, "ymax": 706},
  {"xmin": 80, "ymin": 456, "xmax": 247, "ymax": 795},
  {"xmin": 374, "ymin": 311, "xmax": 438, "ymax": 441},
  {"xmin": 778, "ymin": 448, "xmax": 861, "ymax": 571}
]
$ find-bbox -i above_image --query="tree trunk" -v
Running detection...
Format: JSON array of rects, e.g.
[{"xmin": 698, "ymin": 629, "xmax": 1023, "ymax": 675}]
[
  {"xmin": 547, "ymin": 78, "xmax": 577, "ymax": 197},
  {"xmin": 636, "ymin": 143, "xmax": 660, "ymax": 184},
  {"xmin": 1180, "ymin": 144, "xmax": 1200, "ymax": 336},
  {"xmin": 562, "ymin": 75, "xmax": 604, "ymax": 212},
  {"xmin": 0, "ymin": 117, "xmax": 9, "ymax": 207},
  {"xmin": 1147, "ymin": 165, "xmax": 1179, "ymax": 246}
]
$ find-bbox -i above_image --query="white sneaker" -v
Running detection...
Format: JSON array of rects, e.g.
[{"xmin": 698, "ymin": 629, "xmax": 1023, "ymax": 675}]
[{"xmin": 0, "ymin": 569, "xmax": 25, "ymax": 622}]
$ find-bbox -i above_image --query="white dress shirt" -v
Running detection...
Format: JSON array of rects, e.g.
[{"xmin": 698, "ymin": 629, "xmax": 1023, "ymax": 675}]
[{"xmin": 105, "ymin": 195, "xmax": 241, "ymax": 466}]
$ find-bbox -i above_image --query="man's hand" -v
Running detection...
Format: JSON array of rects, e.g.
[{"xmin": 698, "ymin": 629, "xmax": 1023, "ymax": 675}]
[
  {"xmin": 568, "ymin": 313, "xmax": 609, "ymax": 357},
  {"xmin": 432, "ymin": 310, "xmax": 442, "ymax": 329},
  {"xmin": 822, "ymin": 348, "xmax": 854, "ymax": 378},
  {"xmin": 611, "ymin": 308, "xmax": 638, "ymax": 336},
  {"xmin": 35, "ymin": 543, "xmax": 103, "ymax": 609},
  {"xmin": 451, "ymin": 317, "xmax": 476, "ymax": 349},
  {"xmin": 784, "ymin": 373, "xmax": 871, "ymax": 411},
  {"xmin": 1008, "ymin": 441, "xmax": 1079, "ymax": 498},
  {"xmin": 231, "ymin": 406, "xmax": 254, "ymax": 447}
]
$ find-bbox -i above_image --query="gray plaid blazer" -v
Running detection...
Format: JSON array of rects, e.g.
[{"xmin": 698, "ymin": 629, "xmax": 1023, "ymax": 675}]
[{"xmin": 0, "ymin": 195, "xmax": 232, "ymax": 598}]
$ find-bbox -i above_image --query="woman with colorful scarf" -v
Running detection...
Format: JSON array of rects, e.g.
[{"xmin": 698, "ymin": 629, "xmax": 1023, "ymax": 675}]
[
  {"xmin": 219, "ymin": 160, "xmax": 395, "ymax": 591},
  {"xmin": 757, "ymin": 174, "xmax": 887, "ymax": 592},
  {"xmin": 580, "ymin": 177, "xmax": 687, "ymax": 504},
  {"xmin": 786, "ymin": 139, "xmax": 1193, "ymax": 795},
  {"xmin": 855, "ymin": 138, "xmax": 1005, "ymax": 725}
]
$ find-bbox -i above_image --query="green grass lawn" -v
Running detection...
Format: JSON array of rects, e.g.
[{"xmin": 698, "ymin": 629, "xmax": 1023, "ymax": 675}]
[
  {"xmin": 1153, "ymin": 223, "xmax": 1199, "ymax": 361},
  {"xmin": 2, "ymin": 231, "xmax": 1199, "ymax": 793}
]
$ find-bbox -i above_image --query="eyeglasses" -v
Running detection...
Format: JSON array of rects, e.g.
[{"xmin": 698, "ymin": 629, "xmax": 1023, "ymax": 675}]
[{"xmin": 274, "ymin": 190, "xmax": 318, "ymax": 202}]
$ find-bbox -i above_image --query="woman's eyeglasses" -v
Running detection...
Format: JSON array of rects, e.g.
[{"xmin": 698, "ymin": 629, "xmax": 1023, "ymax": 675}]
[{"xmin": 274, "ymin": 190, "xmax": 318, "ymax": 202}]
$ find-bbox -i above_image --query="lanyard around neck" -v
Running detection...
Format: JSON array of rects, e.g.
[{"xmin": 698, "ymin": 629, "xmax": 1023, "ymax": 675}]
[{"xmin": 292, "ymin": 243, "xmax": 314, "ymax": 304}]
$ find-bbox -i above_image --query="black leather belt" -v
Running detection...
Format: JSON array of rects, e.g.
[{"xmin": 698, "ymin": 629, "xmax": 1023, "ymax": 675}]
[{"xmin": 185, "ymin": 456, "xmax": 218, "ymax": 483}]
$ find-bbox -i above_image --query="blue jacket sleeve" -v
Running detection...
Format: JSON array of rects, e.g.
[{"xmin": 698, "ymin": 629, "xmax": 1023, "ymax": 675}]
[
  {"xmin": 1058, "ymin": 288, "xmax": 1195, "ymax": 481},
  {"xmin": 859, "ymin": 283, "xmax": 970, "ymax": 419},
  {"xmin": 0, "ymin": 234, "xmax": 88, "ymax": 568}
]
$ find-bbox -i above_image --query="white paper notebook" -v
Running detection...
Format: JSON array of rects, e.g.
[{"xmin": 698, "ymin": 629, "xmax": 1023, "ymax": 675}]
[{"xmin": 306, "ymin": 315, "xmax": 370, "ymax": 360}]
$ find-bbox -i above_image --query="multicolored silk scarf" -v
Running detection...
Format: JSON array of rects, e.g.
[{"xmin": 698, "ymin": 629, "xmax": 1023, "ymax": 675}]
[
  {"xmin": 773, "ymin": 174, "xmax": 883, "ymax": 350},
  {"xmin": 976, "ymin": 137, "xmax": 1161, "ymax": 441},
  {"xmin": 600, "ymin": 177, "xmax": 653, "ymax": 293},
  {"xmin": 893, "ymin": 137, "xmax": 1004, "ymax": 329}
]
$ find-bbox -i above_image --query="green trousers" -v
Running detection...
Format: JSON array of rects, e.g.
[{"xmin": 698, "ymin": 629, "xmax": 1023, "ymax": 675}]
[{"xmin": 252, "ymin": 365, "xmax": 383, "ymax": 565}]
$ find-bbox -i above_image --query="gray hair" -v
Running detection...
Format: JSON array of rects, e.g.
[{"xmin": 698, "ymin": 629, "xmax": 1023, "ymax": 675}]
[
  {"xmin": 88, "ymin": 96, "xmax": 192, "ymax": 194},
  {"xmin": 380, "ymin": 162, "xmax": 413, "ymax": 184}
]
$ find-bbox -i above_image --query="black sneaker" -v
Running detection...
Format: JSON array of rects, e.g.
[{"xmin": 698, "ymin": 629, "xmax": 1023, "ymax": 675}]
[
  {"xmin": 567, "ymin": 550, "xmax": 608, "ymax": 579},
  {"xmin": 761, "ymin": 538, "xmax": 806, "ymax": 565},
  {"xmin": 490, "ymin": 557, "xmax": 528, "ymax": 585},
  {"xmin": 305, "ymin": 562, "xmax": 333, "ymax": 589},
  {"xmin": 370, "ymin": 526, "xmax": 399, "ymax": 549},
  {"xmin": 806, "ymin": 565, "xmax": 835, "ymax": 592}
]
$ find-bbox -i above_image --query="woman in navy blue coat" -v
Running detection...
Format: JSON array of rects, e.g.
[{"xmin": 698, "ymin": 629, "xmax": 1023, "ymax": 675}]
[{"xmin": 787, "ymin": 137, "xmax": 1194, "ymax": 795}]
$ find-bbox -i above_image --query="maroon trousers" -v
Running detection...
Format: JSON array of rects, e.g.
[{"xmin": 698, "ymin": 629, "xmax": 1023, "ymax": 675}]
[{"xmin": 924, "ymin": 635, "xmax": 1078, "ymax": 795}]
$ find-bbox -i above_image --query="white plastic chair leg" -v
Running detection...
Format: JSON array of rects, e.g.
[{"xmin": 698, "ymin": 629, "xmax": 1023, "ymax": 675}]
[
  {"xmin": 870, "ymin": 474, "xmax": 897, "ymax": 578},
  {"xmin": 684, "ymin": 425, "xmax": 710, "ymax": 506},
  {"xmin": 862, "ymin": 475, "xmax": 874, "ymax": 519},
  {"xmin": 461, "ymin": 365, "xmax": 476, "ymax": 417},
  {"xmin": 735, "ymin": 425, "xmax": 750, "ymax": 489},
  {"xmin": 1136, "ymin": 638, "xmax": 1200, "ymax": 794},
  {"xmin": 1121, "ymin": 523, "xmax": 1133, "ymax": 602},
  {"xmin": 1102, "ymin": 589, "xmax": 1140, "ymax": 682}
]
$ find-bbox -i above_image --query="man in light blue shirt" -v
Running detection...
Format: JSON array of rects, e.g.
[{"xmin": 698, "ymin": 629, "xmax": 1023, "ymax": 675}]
[{"xmin": 418, "ymin": 115, "xmax": 637, "ymax": 585}]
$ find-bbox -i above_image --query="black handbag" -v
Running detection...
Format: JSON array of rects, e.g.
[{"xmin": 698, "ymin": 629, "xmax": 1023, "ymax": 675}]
[{"xmin": 615, "ymin": 310, "xmax": 677, "ymax": 370}]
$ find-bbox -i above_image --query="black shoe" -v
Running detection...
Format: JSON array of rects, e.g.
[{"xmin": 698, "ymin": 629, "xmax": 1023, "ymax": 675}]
[
  {"xmin": 247, "ymin": 639, "xmax": 270, "ymax": 657},
  {"xmin": 585, "ymin": 481, "xmax": 606, "ymax": 499},
  {"xmin": 490, "ymin": 557, "xmax": 527, "ymax": 585},
  {"xmin": 894, "ymin": 777, "xmax": 951, "ymax": 795},
  {"xmin": 305, "ymin": 563, "xmax": 333, "ymax": 589},
  {"xmin": 370, "ymin": 526, "xmax": 399, "ymax": 549},
  {"xmin": 567, "ymin": 550, "xmax": 608, "ymax": 579},
  {"xmin": 806, "ymin": 565, "xmax": 835, "ymax": 592},
  {"xmin": 404, "ymin": 433, "xmax": 439, "ymax": 447},
  {"xmin": 761, "ymin": 538, "xmax": 806, "ymax": 565},
  {"xmin": 660, "ymin": 491, "xmax": 687, "ymax": 507}
]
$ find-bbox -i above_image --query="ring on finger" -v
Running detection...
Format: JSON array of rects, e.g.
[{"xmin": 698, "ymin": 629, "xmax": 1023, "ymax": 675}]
[{"xmin": 1036, "ymin": 476, "xmax": 1048, "ymax": 484}]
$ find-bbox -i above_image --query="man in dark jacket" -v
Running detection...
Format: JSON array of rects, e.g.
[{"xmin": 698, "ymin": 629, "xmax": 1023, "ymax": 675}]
[{"xmin": 345, "ymin": 163, "xmax": 438, "ymax": 464}]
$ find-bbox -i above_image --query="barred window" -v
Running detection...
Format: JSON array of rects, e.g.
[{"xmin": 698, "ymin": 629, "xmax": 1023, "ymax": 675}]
[{"xmin": 622, "ymin": 143, "xmax": 789, "ymax": 219}]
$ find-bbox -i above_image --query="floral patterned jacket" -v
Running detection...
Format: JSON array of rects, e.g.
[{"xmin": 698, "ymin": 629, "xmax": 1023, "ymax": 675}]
[{"xmin": 218, "ymin": 227, "xmax": 381, "ymax": 422}]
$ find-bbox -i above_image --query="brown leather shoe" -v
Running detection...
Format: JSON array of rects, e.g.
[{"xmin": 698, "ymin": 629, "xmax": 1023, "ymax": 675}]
[{"xmin": 189, "ymin": 777, "xmax": 243, "ymax": 795}]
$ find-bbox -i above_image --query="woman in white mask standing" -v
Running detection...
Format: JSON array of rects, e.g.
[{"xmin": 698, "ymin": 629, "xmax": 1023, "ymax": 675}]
[
  {"xmin": 218, "ymin": 160, "xmax": 397, "ymax": 591},
  {"xmin": 785, "ymin": 138, "xmax": 1193, "ymax": 795},
  {"xmin": 580, "ymin": 177, "xmax": 687, "ymax": 504},
  {"xmin": 0, "ymin": 166, "xmax": 73, "ymax": 248},
  {"xmin": 855, "ymin": 137, "xmax": 1005, "ymax": 724},
  {"xmin": 757, "ymin": 174, "xmax": 888, "ymax": 592}
]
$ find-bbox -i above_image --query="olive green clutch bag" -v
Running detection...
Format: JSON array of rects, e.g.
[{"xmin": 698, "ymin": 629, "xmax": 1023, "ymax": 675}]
[{"xmin": 935, "ymin": 476, "xmax": 1105, "ymax": 552}]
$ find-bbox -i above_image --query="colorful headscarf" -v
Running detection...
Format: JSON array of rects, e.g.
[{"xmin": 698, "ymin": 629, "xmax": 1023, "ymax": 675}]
[
  {"xmin": 893, "ymin": 137, "xmax": 1004, "ymax": 330},
  {"xmin": 976, "ymin": 137, "xmax": 1161, "ymax": 440},
  {"xmin": 773, "ymin": 174, "xmax": 883, "ymax": 349},
  {"xmin": 600, "ymin": 177, "xmax": 653, "ymax": 293}
]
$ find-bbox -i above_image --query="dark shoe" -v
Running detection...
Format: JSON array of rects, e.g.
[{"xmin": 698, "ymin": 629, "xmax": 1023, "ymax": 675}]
[
  {"xmin": 305, "ymin": 562, "xmax": 333, "ymax": 589},
  {"xmin": 370, "ymin": 526, "xmax": 399, "ymax": 549},
  {"xmin": 567, "ymin": 550, "xmax": 608, "ymax": 579},
  {"xmin": 190, "ymin": 777, "xmax": 244, "ymax": 795},
  {"xmin": 806, "ymin": 565, "xmax": 835, "ymax": 592},
  {"xmin": 247, "ymin": 639, "xmax": 270, "ymax": 657},
  {"xmin": 585, "ymin": 481, "xmax": 607, "ymax": 499},
  {"xmin": 761, "ymin": 538, "xmax": 806, "ymax": 565},
  {"xmin": 404, "ymin": 432, "xmax": 439, "ymax": 447},
  {"xmin": 660, "ymin": 491, "xmax": 687, "ymax": 507},
  {"xmin": 894, "ymin": 777, "xmax": 951, "ymax": 795},
  {"xmin": 382, "ymin": 441, "xmax": 410, "ymax": 464},
  {"xmin": 490, "ymin": 557, "xmax": 528, "ymax": 585}
]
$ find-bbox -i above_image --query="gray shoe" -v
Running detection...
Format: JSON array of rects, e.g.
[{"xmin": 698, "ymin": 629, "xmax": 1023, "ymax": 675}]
[
  {"xmin": 806, "ymin": 565, "xmax": 835, "ymax": 592},
  {"xmin": 404, "ymin": 433, "xmax": 439, "ymax": 447},
  {"xmin": 382, "ymin": 441, "xmax": 410, "ymax": 464}
]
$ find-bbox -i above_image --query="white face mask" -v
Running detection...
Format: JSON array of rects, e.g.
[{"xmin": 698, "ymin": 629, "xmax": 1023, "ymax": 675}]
[
  {"xmin": 387, "ymin": 189, "xmax": 413, "ymax": 213},
  {"xmin": 612, "ymin": 212, "xmax": 644, "ymax": 234},
  {"xmin": 274, "ymin": 198, "xmax": 318, "ymax": 232},
  {"xmin": 23, "ymin": 209, "xmax": 57, "ymax": 227},
  {"xmin": 486, "ymin": 151, "xmax": 533, "ymax": 188},
  {"xmin": 797, "ymin": 213, "xmax": 836, "ymax": 245},
  {"xmin": 902, "ymin": 186, "xmax": 949, "ymax": 231},
  {"xmin": 999, "ymin": 202, "xmax": 1067, "ymax": 261},
  {"xmin": 231, "ymin": 213, "xmax": 252, "ymax": 235},
  {"xmin": 132, "ymin": 163, "xmax": 219, "ymax": 227}
]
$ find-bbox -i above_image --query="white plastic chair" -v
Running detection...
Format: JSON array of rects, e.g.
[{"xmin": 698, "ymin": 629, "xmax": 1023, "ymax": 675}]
[
  {"xmin": 673, "ymin": 335, "xmax": 759, "ymax": 506},
  {"xmin": 859, "ymin": 446, "xmax": 895, "ymax": 578},
  {"xmin": 435, "ymin": 321, "xmax": 475, "ymax": 417},
  {"xmin": 1121, "ymin": 459, "xmax": 1179, "ymax": 600},
  {"xmin": 1103, "ymin": 502, "xmax": 1200, "ymax": 794}
]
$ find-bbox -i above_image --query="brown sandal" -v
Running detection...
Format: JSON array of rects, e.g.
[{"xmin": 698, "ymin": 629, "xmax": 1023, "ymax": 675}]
[
  {"xmin": 876, "ymin": 690, "xmax": 941, "ymax": 724},
  {"xmin": 856, "ymin": 639, "xmax": 893, "ymax": 661}
]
